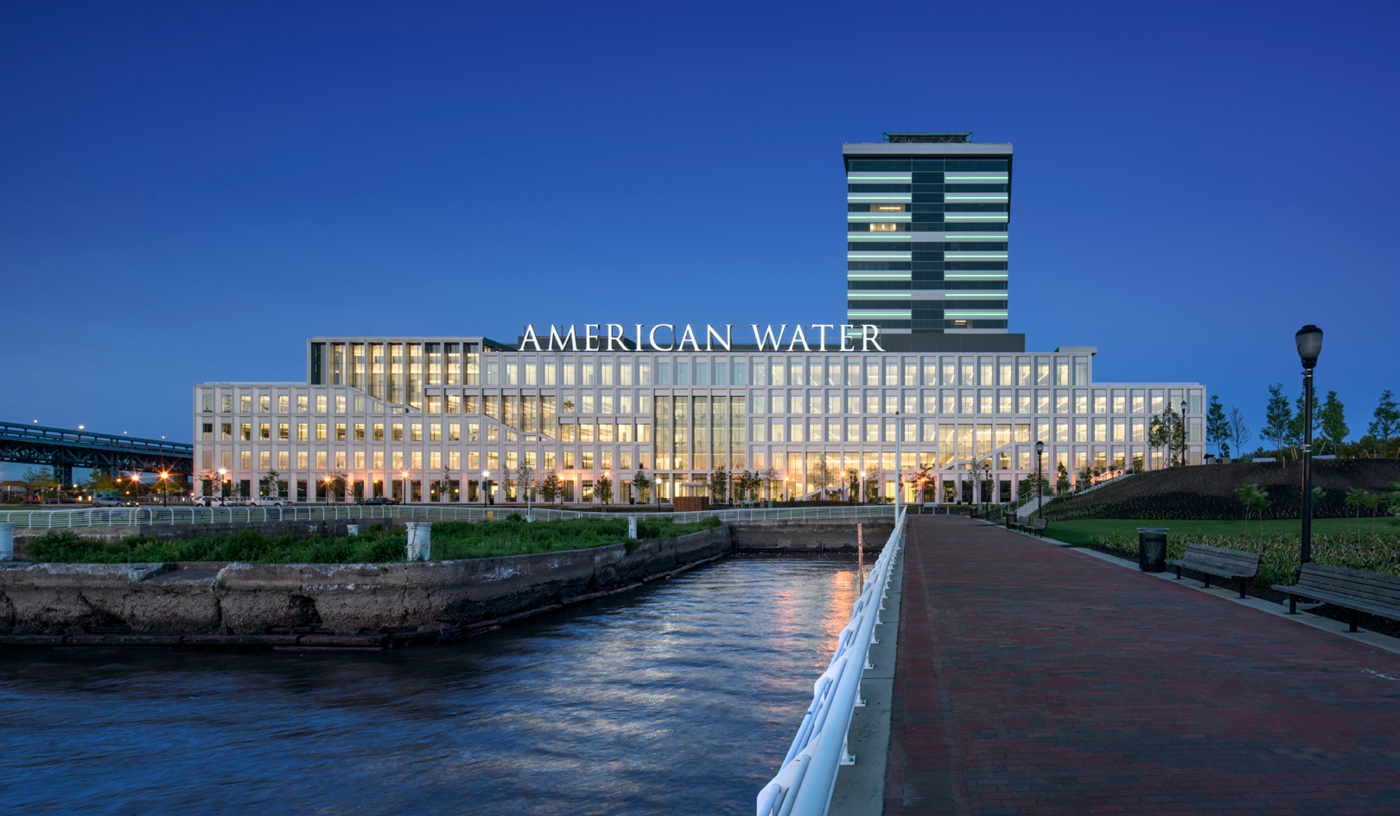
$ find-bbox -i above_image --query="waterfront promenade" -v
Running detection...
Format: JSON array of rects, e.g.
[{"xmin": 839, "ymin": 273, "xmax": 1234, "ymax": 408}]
[{"xmin": 885, "ymin": 515, "xmax": 1400, "ymax": 815}]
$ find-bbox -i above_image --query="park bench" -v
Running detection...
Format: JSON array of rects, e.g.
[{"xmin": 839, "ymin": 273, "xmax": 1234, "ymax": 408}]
[
  {"xmin": 1011, "ymin": 517, "xmax": 1047, "ymax": 537},
  {"xmin": 1272, "ymin": 563, "xmax": 1400, "ymax": 633},
  {"xmin": 1166, "ymin": 543, "xmax": 1261, "ymax": 599}
]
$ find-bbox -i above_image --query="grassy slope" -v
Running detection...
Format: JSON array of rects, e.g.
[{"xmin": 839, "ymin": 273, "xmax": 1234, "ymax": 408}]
[{"xmin": 1044, "ymin": 459, "xmax": 1400, "ymax": 521}]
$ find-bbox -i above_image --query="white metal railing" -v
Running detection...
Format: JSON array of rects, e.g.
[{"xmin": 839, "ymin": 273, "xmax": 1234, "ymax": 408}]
[
  {"xmin": 0, "ymin": 503, "xmax": 898, "ymax": 530},
  {"xmin": 756, "ymin": 507, "xmax": 906, "ymax": 816}
]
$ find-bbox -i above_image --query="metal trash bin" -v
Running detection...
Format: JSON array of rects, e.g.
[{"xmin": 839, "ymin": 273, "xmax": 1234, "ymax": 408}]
[{"xmin": 1137, "ymin": 528, "xmax": 1168, "ymax": 572}]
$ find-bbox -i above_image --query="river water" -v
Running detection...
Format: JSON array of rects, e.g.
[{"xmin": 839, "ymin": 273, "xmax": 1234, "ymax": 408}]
[{"xmin": 0, "ymin": 559, "xmax": 858, "ymax": 815}]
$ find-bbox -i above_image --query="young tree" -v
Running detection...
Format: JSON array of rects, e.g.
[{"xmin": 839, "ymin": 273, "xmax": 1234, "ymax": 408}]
[
  {"xmin": 864, "ymin": 466, "xmax": 881, "ymax": 503},
  {"xmin": 913, "ymin": 465, "xmax": 934, "ymax": 503},
  {"xmin": 631, "ymin": 468, "xmax": 649, "ymax": 504},
  {"xmin": 762, "ymin": 467, "xmax": 780, "ymax": 502},
  {"xmin": 1228, "ymin": 406, "xmax": 1252, "ymax": 461},
  {"xmin": 709, "ymin": 466, "xmax": 729, "ymax": 504},
  {"xmin": 1367, "ymin": 390, "xmax": 1400, "ymax": 457},
  {"xmin": 1309, "ymin": 390, "xmax": 1347, "ymax": 456},
  {"xmin": 845, "ymin": 468, "xmax": 859, "ymax": 502},
  {"xmin": 514, "ymin": 463, "xmax": 535, "ymax": 504},
  {"xmin": 84, "ymin": 469, "xmax": 120, "ymax": 497},
  {"xmin": 810, "ymin": 456, "xmax": 832, "ymax": 500},
  {"xmin": 1148, "ymin": 414, "xmax": 1168, "ymax": 468},
  {"xmin": 1169, "ymin": 406, "xmax": 1187, "ymax": 466},
  {"xmin": 539, "ymin": 469, "xmax": 560, "ymax": 504},
  {"xmin": 1055, "ymin": 462, "xmax": 1070, "ymax": 495},
  {"xmin": 261, "ymin": 469, "xmax": 281, "ymax": 498},
  {"xmin": 1345, "ymin": 488, "xmax": 1370, "ymax": 538},
  {"xmin": 1206, "ymin": 395, "xmax": 1230, "ymax": 459},
  {"xmin": 1233, "ymin": 482, "xmax": 1270, "ymax": 538},
  {"xmin": 596, "ymin": 474, "xmax": 613, "ymax": 506},
  {"xmin": 327, "ymin": 471, "xmax": 348, "ymax": 501},
  {"xmin": 1262, "ymin": 384, "xmax": 1293, "ymax": 460}
]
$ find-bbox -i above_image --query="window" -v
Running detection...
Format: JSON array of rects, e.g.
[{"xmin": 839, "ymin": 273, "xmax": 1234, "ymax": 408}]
[
  {"xmin": 430, "ymin": 423, "xmax": 441, "ymax": 442},
  {"xmin": 241, "ymin": 395, "xmax": 252, "ymax": 413},
  {"xmin": 259, "ymin": 395, "xmax": 270, "ymax": 413},
  {"xmin": 278, "ymin": 450, "xmax": 289, "ymax": 469},
  {"xmin": 392, "ymin": 451, "xmax": 404, "ymax": 470},
  {"xmin": 278, "ymin": 395, "xmax": 289, "ymax": 413},
  {"xmin": 449, "ymin": 423, "xmax": 460, "ymax": 442},
  {"xmin": 259, "ymin": 423, "xmax": 270, "ymax": 440},
  {"xmin": 296, "ymin": 422, "xmax": 308, "ymax": 441},
  {"xmin": 334, "ymin": 423, "xmax": 345, "ymax": 441},
  {"xmin": 392, "ymin": 423, "xmax": 403, "ymax": 441},
  {"xmin": 297, "ymin": 450, "xmax": 308, "ymax": 469},
  {"xmin": 296, "ymin": 395, "xmax": 308, "ymax": 413},
  {"xmin": 278, "ymin": 423, "xmax": 290, "ymax": 441},
  {"xmin": 353, "ymin": 423, "xmax": 365, "ymax": 441},
  {"xmin": 240, "ymin": 422, "xmax": 252, "ymax": 441},
  {"xmin": 220, "ymin": 394, "xmax": 232, "ymax": 413},
  {"xmin": 316, "ymin": 395, "xmax": 327, "ymax": 413},
  {"xmin": 201, "ymin": 423, "xmax": 213, "ymax": 441},
  {"xmin": 373, "ymin": 451, "xmax": 384, "ymax": 469},
  {"xmin": 411, "ymin": 423, "xmax": 422, "ymax": 442}
]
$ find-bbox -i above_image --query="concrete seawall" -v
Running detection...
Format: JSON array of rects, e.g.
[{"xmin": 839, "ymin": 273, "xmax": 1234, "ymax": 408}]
[
  {"xmin": 0, "ymin": 526, "xmax": 731, "ymax": 648},
  {"xmin": 731, "ymin": 519, "xmax": 894, "ymax": 555}
]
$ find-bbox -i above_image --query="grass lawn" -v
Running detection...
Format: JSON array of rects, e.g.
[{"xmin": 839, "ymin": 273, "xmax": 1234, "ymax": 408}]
[{"xmin": 1046, "ymin": 517, "xmax": 1394, "ymax": 547}]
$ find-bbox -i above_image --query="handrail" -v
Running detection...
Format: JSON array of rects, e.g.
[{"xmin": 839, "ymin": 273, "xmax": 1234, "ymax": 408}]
[
  {"xmin": 756, "ymin": 507, "xmax": 906, "ymax": 816},
  {"xmin": 0, "ymin": 503, "xmax": 899, "ymax": 529}
]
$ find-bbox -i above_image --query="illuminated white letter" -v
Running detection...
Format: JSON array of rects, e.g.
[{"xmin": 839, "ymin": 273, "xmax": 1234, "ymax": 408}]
[
  {"xmin": 839, "ymin": 325, "xmax": 854, "ymax": 352},
  {"xmin": 650, "ymin": 324, "xmax": 675, "ymax": 351},
  {"xmin": 678, "ymin": 324, "xmax": 700, "ymax": 351},
  {"xmin": 549, "ymin": 325, "xmax": 578, "ymax": 351},
  {"xmin": 584, "ymin": 324, "xmax": 600, "ymax": 351},
  {"xmin": 752, "ymin": 324, "xmax": 786, "ymax": 351},
  {"xmin": 521, "ymin": 325, "xmax": 541, "ymax": 351},
  {"xmin": 606, "ymin": 324, "xmax": 625, "ymax": 350},
  {"xmin": 812, "ymin": 324, "xmax": 834, "ymax": 352},
  {"xmin": 787, "ymin": 324, "xmax": 810, "ymax": 352},
  {"xmin": 861, "ymin": 324, "xmax": 885, "ymax": 352},
  {"xmin": 705, "ymin": 324, "xmax": 732, "ymax": 351}
]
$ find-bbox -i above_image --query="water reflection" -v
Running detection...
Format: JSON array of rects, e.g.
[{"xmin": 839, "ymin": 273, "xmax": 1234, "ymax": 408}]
[{"xmin": 0, "ymin": 559, "xmax": 857, "ymax": 815}]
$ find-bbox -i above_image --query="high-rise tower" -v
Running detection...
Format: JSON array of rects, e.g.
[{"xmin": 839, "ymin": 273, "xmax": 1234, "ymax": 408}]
[{"xmin": 845, "ymin": 132, "xmax": 1012, "ymax": 346}]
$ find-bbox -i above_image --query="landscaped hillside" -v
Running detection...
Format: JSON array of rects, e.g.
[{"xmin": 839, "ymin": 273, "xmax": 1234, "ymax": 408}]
[{"xmin": 1043, "ymin": 459, "xmax": 1400, "ymax": 521}]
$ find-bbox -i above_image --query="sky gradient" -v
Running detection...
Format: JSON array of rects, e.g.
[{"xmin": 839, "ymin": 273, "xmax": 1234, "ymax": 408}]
[{"xmin": 2, "ymin": 1, "xmax": 1397, "ymax": 477}]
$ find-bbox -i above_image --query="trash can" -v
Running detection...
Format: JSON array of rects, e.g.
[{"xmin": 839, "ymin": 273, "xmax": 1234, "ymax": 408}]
[{"xmin": 1137, "ymin": 528, "xmax": 1168, "ymax": 572}]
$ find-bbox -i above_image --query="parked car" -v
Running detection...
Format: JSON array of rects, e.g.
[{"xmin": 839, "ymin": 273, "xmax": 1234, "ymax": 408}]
[
  {"xmin": 194, "ymin": 496, "xmax": 226, "ymax": 507},
  {"xmin": 356, "ymin": 497, "xmax": 398, "ymax": 506},
  {"xmin": 92, "ymin": 496, "xmax": 125, "ymax": 507},
  {"xmin": 252, "ymin": 496, "xmax": 286, "ymax": 507}
]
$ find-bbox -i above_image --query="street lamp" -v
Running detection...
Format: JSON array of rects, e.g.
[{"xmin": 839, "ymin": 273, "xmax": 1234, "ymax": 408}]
[
  {"xmin": 481, "ymin": 470, "xmax": 489, "ymax": 507},
  {"xmin": 402, "ymin": 471, "xmax": 411, "ymax": 504},
  {"xmin": 982, "ymin": 459, "xmax": 992, "ymax": 514},
  {"xmin": 159, "ymin": 471, "xmax": 170, "ymax": 507},
  {"xmin": 1035, "ymin": 440, "xmax": 1045, "ymax": 521},
  {"xmin": 218, "ymin": 468, "xmax": 227, "ymax": 499},
  {"xmin": 1296, "ymin": 324, "xmax": 1324, "ymax": 564},
  {"xmin": 1180, "ymin": 399, "xmax": 1189, "ymax": 467}
]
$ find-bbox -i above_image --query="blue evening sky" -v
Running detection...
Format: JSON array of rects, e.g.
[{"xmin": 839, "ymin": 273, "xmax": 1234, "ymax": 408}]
[{"xmin": 2, "ymin": 1, "xmax": 1397, "ymax": 477}]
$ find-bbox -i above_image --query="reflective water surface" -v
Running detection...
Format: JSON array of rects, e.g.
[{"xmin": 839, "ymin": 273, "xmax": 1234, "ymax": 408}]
[{"xmin": 0, "ymin": 559, "xmax": 857, "ymax": 815}]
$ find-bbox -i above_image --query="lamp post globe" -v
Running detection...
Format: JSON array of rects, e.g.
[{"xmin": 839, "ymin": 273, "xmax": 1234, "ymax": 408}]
[{"xmin": 1295, "ymin": 325, "xmax": 1323, "ymax": 564}]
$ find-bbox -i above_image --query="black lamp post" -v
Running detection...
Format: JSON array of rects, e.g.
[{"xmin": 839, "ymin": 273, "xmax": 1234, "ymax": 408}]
[
  {"xmin": 1035, "ymin": 440, "xmax": 1045, "ymax": 520},
  {"xmin": 1296, "ymin": 325, "xmax": 1323, "ymax": 564},
  {"xmin": 1180, "ymin": 399, "xmax": 1188, "ymax": 467}
]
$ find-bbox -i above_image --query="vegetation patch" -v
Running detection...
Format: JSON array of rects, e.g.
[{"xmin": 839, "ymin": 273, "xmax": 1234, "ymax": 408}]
[{"xmin": 25, "ymin": 516, "xmax": 721, "ymax": 564}]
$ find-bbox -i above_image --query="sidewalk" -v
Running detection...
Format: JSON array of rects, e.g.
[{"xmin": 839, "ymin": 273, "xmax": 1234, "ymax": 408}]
[{"xmin": 886, "ymin": 515, "xmax": 1400, "ymax": 815}]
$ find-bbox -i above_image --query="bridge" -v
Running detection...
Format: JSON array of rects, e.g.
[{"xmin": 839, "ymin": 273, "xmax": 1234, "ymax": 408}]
[{"xmin": 0, "ymin": 421, "xmax": 193, "ymax": 485}]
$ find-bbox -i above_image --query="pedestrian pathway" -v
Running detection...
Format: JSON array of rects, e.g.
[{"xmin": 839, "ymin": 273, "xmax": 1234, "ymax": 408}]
[{"xmin": 885, "ymin": 515, "xmax": 1400, "ymax": 815}]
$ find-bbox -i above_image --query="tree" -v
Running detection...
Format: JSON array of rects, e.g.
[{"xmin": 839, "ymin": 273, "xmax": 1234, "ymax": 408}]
[
  {"xmin": 1169, "ymin": 405, "xmax": 1187, "ymax": 466},
  {"xmin": 1317, "ymin": 391, "xmax": 1349, "ymax": 456},
  {"xmin": 261, "ymin": 469, "xmax": 281, "ymax": 498},
  {"xmin": 1233, "ymin": 482, "xmax": 1270, "ymax": 538},
  {"xmin": 709, "ymin": 466, "xmax": 729, "ymax": 504},
  {"xmin": 1262, "ymin": 384, "xmax": 1292, "ymax": 460},
  {"xmin": 809, "ymin": 456, "xmax": 832, "ymax": 500},
  {"xmin": 84, "ymin": 469, "xmax": 120, "ymax": 497},
  {"xmin": 864, "ymin": 466, "xmax": 881, "ymax": 503},
  {"xmin": 1367, "ymin": 390, "xmax": 1400, "ymax": 457},
  {"xmin": 845, "ymin": 468, "xmax": 859, "ymax": 502},
  {"xmin": 1206, "ymin": 394, "xmax": 1230, "ymax": 459},
  {"xmin": 1055, "ymin": 462, "xmax": 1070, "ymax": 495},
  {"xmin": 21, "ymin": 467, "xmax": 59, "ymax": 501},
  {"xmin": 596, "ymin": 474, "xmax": 613, "ymax": 506},
  {"xmin": 325, "ymin": 471, "xmax": 348, "ymax": 501},
  {"xmin": 912, "ymin": 465, "xmax": 934, "ymax": 503},
  {"xmin": 539, "ymin": 469, "xmax": 560, "ymax": 504},
  {"xmin": 631, "ymin": 468, "xmax": 649, "ymax": 504},
  {"xmin": 762, "ymin": 467, "xmax": 780, "ymax": 502},
  {"xmin": 514, "ymin": 463, "xmax": 535, "ymax": 504},
  {"xmin": 1228, "ymin": 406, "xmax": 1252, "ymax": 461},
  {"xmin": 1148, "ymin": 414, "xmax": 1168, "ymax": 468},
  {"xmin": 1345, "ymin": 488, "xmax": 1370, "ymax": 538}
]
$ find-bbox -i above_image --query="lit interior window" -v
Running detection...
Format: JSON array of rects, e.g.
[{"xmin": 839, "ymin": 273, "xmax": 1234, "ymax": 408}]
[
  {"xmin": 874, "ymin": 204, "xmax": 905, "ymax": 212},
  {"xmin": 870, "ymin": 223, "xmax": 899, "ymax": 232}
]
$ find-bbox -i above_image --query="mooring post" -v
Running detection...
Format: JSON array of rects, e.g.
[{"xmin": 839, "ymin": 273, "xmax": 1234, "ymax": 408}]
[
  {"xmin": 628, "ymin": 515, "xmax": 638, "ymax": 540},
  {"xmin": 405, "ymin": 521, "xmax": 432, "ymax": 561},
  {"xmin": 0, "ymin": 523, "xmax": 13, "ymax": 561}
]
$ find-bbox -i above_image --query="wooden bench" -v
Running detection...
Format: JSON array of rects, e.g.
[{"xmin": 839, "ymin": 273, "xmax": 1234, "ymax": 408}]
[
  {"xmin": 1166, "ymin": 543, "xmax": 1261, "ymax": 599},
  {"xmin": 1272, "ymin": 563, "xmax": 1400, "ymax": 633},
  {"xmin": 1011, "ymin": 517, "xmax": 1047, "ymax": 537}
]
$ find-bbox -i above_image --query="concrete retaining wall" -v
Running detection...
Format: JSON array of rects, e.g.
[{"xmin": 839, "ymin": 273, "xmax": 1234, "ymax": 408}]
[
  {"xmin": 0, "ymin": 526, "xmax": 731, "ymax": 646},
  {"xmin": 731, "ymin": 519, "xmax": 894, "ymax": 555}
]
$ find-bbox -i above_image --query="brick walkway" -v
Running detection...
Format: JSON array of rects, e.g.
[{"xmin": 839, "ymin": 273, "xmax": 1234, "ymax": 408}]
[{"xmin": 885, "ymin": 515, "xmax": 1400, "ymax": 815}]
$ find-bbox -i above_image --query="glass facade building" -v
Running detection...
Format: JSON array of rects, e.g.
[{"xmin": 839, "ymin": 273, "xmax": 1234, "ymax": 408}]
[
  {"xmin": 192, "ymin": 132, "xmax": 1205, "ymax": 505},
  {"xmin": 846, "ymin": 132, "xmax": 1011, "ymax": 337}
]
